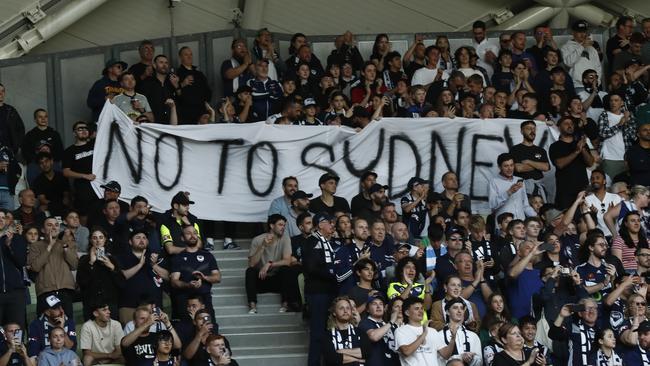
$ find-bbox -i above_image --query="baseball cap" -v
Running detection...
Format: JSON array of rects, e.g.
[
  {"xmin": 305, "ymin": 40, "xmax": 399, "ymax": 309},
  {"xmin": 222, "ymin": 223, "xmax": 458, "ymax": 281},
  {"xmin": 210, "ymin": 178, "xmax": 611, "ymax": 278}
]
[
  {"xmin": 444, "ymin": 297, "xmax": 466, "ymax": 311},
  {"xmin": 446, "ymin": 226, "xmax": 465, "ymax": 237},
  {"xmin": 366, "ymin": 293, "xmax": 386, "ymax": 305},
  {"xmin": 304, "ymin": 98, "xmax": 317, "ymax": 108},
  {"xmin": 407, "ymin": 177, "xmax": 426, "ymax": 190},
  {"xmin": 636, "ymin": 104, "xmax": 650, "ymax": 126},
  {"xmin": 129, "ymin": 227, "xmax": 149, "ymax": 239},
  {"xmin": 544, "ymin": 208, "xmax": 564, "ymax": 222},
  {"xmin": 635, "ymin": 320, "xmax": 650, "ymax": 333},
  {"xmin": 318, "ymin": 173, "xmax": 340, "ymax": 185},
  {"xmin": 313, "ymin": 212, "xmax": 334, "ymax": 224},
  {"xmin": 171, "ymin": 191, "xmax": 194, "ymax": 205},
  {"xmin": 103, "ymin": 59, "xmax": 128, "ymax": 74},
  {"xmin": 368, "ymin": 183, "xmax": 388, "ymax": 195},
  {"xmin": 100, "ymin": 180, "xmax": 121, "ymax": 193},
  {"xmin": 291, "ymin": 190, "xmax": 313, "ymax": 202},
  {"xmin": 40, "ymin": 294, "xmax": 62, "ymax": 311},
  {"xmin": 572, "ymin": 20, "xmax": 589, "ymax": 32}
]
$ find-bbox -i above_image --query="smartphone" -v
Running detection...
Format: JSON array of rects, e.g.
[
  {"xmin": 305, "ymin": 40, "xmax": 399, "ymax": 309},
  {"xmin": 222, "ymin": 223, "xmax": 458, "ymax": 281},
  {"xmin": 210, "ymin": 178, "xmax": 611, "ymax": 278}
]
[
  {"xmin": 96, "ymin": 247, "xmax": 105, "ymax": 259},
  {"xmin": 538, "ymin": 242, "xmax": 554, "ymax": 252},
  {"xmin": 560, "ymin": 267, "xmax": 571, "ymax": 276},
  {"xmin": 570, "ymin": 304, "xmax": 586, "ymax": 312},
  {"xmin": 153, "ymin": 306, "xmax": 160, "ymax": 316},
  {"xmin": 201, "ymin": 314, "xmax": 211, "ymax": 323},
  {"xmin": 517, "ymin": 178, "xmax": 524, "ymax": 183},
  {"xmin": 14, "ymin": 329, "xmax": 22, "ymax": 343}
]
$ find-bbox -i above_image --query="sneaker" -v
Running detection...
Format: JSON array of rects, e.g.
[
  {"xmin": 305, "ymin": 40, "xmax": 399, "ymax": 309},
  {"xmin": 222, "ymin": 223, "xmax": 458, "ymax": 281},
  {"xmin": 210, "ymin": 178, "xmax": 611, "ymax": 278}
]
[
  {"xmin": 248, "ymin": 306, "xmax": 257, "ymax": 314},
  {"xmin": 279, "ymin": 306, "xmax": 287, "ymax": 313},
  {"xmin": 204, "ymin": 238, "xmax": 215, "ymax": 250},
  {"xmin": 223, "ymin": 238, "xmax": 240, "ymax": 250}
]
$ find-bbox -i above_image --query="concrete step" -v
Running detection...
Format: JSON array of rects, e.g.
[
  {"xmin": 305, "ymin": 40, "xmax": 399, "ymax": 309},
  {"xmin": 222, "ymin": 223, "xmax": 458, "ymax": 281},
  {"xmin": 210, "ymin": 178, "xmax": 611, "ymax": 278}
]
[
  {"xmin": 217, "ymin": 267, "xmax": 245, "ymax": 276},
  {"xmin": 219, "ymin": 275, "xmax": 244, "ymax": 287},
  {"xmin": 214, "ymin": 312, "xmax": 302, "ymax": 327},
  {"xmin": 214, "ymin": 304, "xmax": 294, "ymax": 315},
  {"xmin": 231, "ymin": 344, "xmax": 308, "ymax": 356},
  {"xmin": 211, "ymin": 248, "xmax": 250, "ymax": 260},
  {"xmin": 213, "ymin": 285, "xmax": 243, "ymax": 295},
  {"xmin": 214, "ymin": 257, "xmax": 248, "ymax": 270},
  {"xmin": 236, "ymin": 353, "xmax": 308, "ymax": 366},
  {"xmin": 219, "ymin": 323, "xmax": 304, "ymax": 333},
  {"xmin": 212, "ymin": 292, "xmax": 280, "ymax": 307},
  {"xmin": 223, "ymin": 330, "xmax": 307, "ymax": 347}
]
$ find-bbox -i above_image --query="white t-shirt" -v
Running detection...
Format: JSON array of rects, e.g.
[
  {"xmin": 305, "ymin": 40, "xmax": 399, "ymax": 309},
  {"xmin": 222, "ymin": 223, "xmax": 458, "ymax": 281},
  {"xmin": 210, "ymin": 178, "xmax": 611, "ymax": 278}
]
[
  {"xmin": 585, "ymin": 192, "xmax": 622, "ymax": 236},
  {"xmin": 79, "ymin": 319, "xmax": 124, "ymax": 353},
  {"xmin": 600, "ymin": 112, "xmax": 626, "ymax": 161},
  {"xmin": 411, "ymin": 67, "xmax": 450, "ymax": 87},
  {"xmin": 394, "ymin": 324, "xmax": 440, "ymax": 366},
  {"xmin": 431, "ymin": 326, "xmax": 483, "ymax": 366}
]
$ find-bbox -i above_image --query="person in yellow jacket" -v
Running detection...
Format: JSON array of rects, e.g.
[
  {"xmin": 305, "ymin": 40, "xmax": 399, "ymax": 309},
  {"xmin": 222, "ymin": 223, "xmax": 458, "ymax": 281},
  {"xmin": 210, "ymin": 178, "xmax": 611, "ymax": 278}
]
[{"xmin": 387, "ymin": 256, "xmax": 433, "ymax": 324}]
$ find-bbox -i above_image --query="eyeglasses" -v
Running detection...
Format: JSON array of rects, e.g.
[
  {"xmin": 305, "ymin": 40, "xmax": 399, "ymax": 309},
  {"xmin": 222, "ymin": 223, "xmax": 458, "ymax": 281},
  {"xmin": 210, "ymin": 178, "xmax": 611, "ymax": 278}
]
[
  {"xmin": 638, "ymin": 253, "xmax": 650, "ymax": 257},
  {"xmin": 448, "ymin": 237, "xmax": 462, "ymax": 241},
  {"xmin": 635, "ymin": 302, "xmax": 647, "ymax": 306}
]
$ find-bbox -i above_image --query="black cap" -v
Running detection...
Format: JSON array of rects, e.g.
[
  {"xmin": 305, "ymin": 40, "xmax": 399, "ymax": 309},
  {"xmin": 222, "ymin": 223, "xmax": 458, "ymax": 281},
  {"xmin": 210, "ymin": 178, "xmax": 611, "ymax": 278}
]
[
  {"xmin": 360, "ymin": 171, "xmax": 378, "ymax": 181},
  {"xmin": 572, "ymin": 20, "xmax": 589, "ymax": 32},
  {"xmin": 100, "ymin": 180, "xmax": 121, "ymax": 193},
  {"xmin": 368, "ymin": 183, "xmax": 388, "ymax": 195},
  {"xmin": 129, "ymin": 227, "xmax": 149, "ymax": 239},
  {"xmin": 624, "ymin": 59, "xmax": 642, "ymax": 69},
  {"xmin": 39, "ymin": 294, "xmax": 62, "ymax": 311},
  {"xmin": 446, "ymin": 225, "xmax": 465, "ymax": 237},
  {"xmin": 407, "ymin": 177, "xmax": 426, "ymax": 190},
  {"xmin": 444, "ymin": 297, "xmax": 466, "ymax": 311},
  {"xmin": 318, "ymin": 173, "xmax": 340, "ymax": 185},
  {"xmin": 396, "ymin": 243, "xmax": 412, "ymax": 251},
  {"xmin": 313, "ymin": 212, "xmax": 334, "ymax": 224},
  {"xmin": 103, "ymin": 59, "xmax": 128, "ymax": 74},
  {"xmin": 171, "ymin": 191, "xmax": 194, "ymax": 205},
  {"xmin": 635, "ymin": 320, "xmax": 650, "ymax": 333},
  {"xmin": 291, "ymin": 190, "xmax": 313, "ymax": 202}
]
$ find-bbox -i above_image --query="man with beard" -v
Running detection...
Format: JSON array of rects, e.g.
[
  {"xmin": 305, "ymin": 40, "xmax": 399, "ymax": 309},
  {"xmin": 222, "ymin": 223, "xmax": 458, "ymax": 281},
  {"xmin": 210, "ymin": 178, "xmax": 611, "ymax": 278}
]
[
  {"xmin": 351, "ymin": 171, "xmax": 377, "ymax": 218},
  {"xmin": 358, "ymin": 183, "xmax": 389, "ymax": 223},
  {"xmin": 549, "ymin": 116, "xmax": 594, "ymax": 209},
  {"xmin": 62, "ymin": 121, "xmax": 95, "ymax": 224},
  {"xmin": 246, "ymin": 214, "xmax": 298, "ymax": 314},
  {"xmin": 575, "ymin": 233, "xmax": 616, "ymax": 306},
  {"xmin": 510, "ymin": 120, "xmax": 550, "ymax": 201},
  {"xmin": 137, "ymin": 54, "xmax": 179, "ymax": 124},
  {"xmin": 577, "ymin": 69, "xmax": 609, "ymax": 122},
  {"xmin": 268, "ymin": 176, "xmax": 299, "ymax": 219},
  {"xmin": 584, "ymin": 169, "xmax": 622, "ymax": 238},
  {"xmin": 159, "ymin": 191, "xmax": 202, "ymax": 256},
  {"xmin": 439, "ymin": 172, "xmax": 471, "ymax": 219},
  {"xmin": 285, "ymin": 190, "xmax": 313, "ymax": 238},
  {"xmin": 220, "ymin": 39, "xmax": 253, "ymax": 97},
  {"xmin": 170, "ymin": 224, "xmax": 220, "ymax": 319},
  {"xmin": 381, "ymin": 202, "xmax": 399, "ymax": 234}
]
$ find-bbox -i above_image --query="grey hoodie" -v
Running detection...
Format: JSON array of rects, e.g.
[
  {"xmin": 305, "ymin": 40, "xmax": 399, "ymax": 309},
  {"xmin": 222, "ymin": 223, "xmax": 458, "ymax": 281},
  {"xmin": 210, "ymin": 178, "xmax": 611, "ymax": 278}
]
[{"xmin": 37, "ymin": 347, "xmax": 79, "ymax": 366}]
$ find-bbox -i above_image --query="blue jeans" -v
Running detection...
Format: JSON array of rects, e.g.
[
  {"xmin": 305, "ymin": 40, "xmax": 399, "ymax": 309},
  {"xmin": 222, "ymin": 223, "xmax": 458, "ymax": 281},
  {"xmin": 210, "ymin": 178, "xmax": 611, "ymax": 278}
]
[
  {"xmin": 306, "ymin": 292, "xmax": 335, "ymax": 366},
  {"xmin": 0, "ymin": 190, "xmax": 14, "ymax": 211}
]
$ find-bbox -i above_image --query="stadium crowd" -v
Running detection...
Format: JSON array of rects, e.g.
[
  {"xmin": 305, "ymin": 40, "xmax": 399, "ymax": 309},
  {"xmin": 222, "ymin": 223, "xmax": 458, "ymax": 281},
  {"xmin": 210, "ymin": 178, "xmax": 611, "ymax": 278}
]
[{"xmin": 0, "ymin": 14, "xmax": 649, "ymax": 366}]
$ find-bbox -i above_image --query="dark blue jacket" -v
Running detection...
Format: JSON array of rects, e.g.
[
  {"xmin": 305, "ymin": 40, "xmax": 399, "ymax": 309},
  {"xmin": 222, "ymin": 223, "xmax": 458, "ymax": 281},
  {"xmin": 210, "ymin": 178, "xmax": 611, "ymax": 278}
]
[{"xmin": 247, "ymin": 78, "xmax": 283, "ymax": 120}]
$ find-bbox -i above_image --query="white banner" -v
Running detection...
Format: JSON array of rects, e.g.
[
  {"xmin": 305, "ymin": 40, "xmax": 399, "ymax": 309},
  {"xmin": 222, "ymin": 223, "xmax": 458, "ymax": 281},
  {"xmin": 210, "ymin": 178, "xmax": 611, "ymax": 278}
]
[{"xmin": 92, "ymin": 102, "xmax": 556, "ymax": 222}]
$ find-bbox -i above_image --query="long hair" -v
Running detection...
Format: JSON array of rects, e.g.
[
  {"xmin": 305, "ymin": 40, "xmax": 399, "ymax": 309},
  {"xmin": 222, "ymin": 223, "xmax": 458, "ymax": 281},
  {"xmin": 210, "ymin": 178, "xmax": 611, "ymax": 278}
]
[
  {"xmin": 371, "ymin": 34, "xmax": 389, "ymax": 58},
  {"xmin": 619, "ymin": 212, "xmax": 649, "ymax": 249},
  {"xmin": 394, "ymin": 256, "xmax": 420, "ymax": 283},
  {"xmin": 482, "ymin": 293, "xmax": 512, "ymax": 331},
  {"xmin": 327, "ymin": 296, "xmax": 354, "ymax": 330}
]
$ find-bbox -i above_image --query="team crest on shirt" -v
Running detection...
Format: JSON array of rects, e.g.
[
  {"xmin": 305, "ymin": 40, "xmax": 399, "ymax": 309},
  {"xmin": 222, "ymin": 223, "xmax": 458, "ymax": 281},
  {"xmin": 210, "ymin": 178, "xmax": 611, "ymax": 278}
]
[
  {"xmin": 197, "ymin": 255, "xmax": 205, "ymax": 262},
  {"xmin": 535, "ymin": 153, "xmax": 542, "ymax": 159}
]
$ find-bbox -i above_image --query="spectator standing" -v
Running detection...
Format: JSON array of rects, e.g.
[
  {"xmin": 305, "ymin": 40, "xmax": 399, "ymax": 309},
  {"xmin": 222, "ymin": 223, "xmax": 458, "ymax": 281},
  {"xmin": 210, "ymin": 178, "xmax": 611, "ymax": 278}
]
[
  {"xmin": 0, "ymin": 83, "xmax": 25, "ymax": 156},
  {"xmin": 76, "ymin": 228, "xmax": 123, "ymax": 321},
  {"xmin": 598, "ymin": 92, "xmax": 637, "ymax": 179},
  {"xmin": 488, "ymin": 153, "xmax": 537, "ymax": 220},
  {"xmin": 176, "ymin": 47, "xmax": 212, "ymax": 124},
  {"xmin": 87, "ymin": 59, "xmax": 126, "ymax": 121},
  {"xmin": 87, "ymin": 181, "xmax": 129, "ymax": 228},
  {"xmin": 439, "ymin": 172, "xmax": 472, "ymax": 219},
  {"xmin": 128, "ymin": 40, "xmax": 155, "ymax": 82},
  {"xmin": 309, "ymin": 173, "xmax": 350, "ymax": 216},
  {"xmin": 0, "ymin": 210, "xmax": 27, "ymax": 328},
  {"xmin": 394, "ymin": 297, "xmax": 437, "ymax": 366},
  {"xmin": 549, "ymin": 300, "xmax": 600, "ymax": 366},
  {"xmin": 170, "ymin": 224, "xmax": 220, "ymax": 319},
  {"xmin": 285, "ymin": 35, "xmax": 325, "ymax": 78},
  {"xmin": 411, "ymin": 46, "xmax": 449, "ymax": 90},
  {"xmin": 506, "ymin": 241, "xmax": 543, "ymax": 319},
  {"xmin": 32, "ymin": 153, "xmax": 70, "ymax": 217},
  {"xmin": 252, "ymin": 28, "xmax": 284, "ymax": 80},
  {"xmin": 62, "ymin": 210, "xmax": 89, "ymax": 253},
  {"xmin": 27, "ymin": 217, "xmax": 77, "ymax": 317},
  {"xmin": 401, "ymin": 177, "xmax": 428, "ymax": 240},
  {"xmin": 626, "ymin": 105, "xmax": 650, "ymax": 186},
  {"xmin": 549, "ymin": 116, "xmax": 594, "ymax": 209},
  {"xmin": 117, "ymin": 229, "xmax": 169, "ymax": 324},
  {"xmin": 0, "ymin": 144, "xmax": 21, "ymax": 211},
  {"xmin": 510, "ymin": 120, "xmax": 551, "ymax": 201},
  {"xmin": 527, "ymin": 25, "xmax": 560, "ymax": 69},
  {"xmin": 323, "ymin": 297, "xmax": 365, "ymax": 365},
  {"xmin": 79, "ymin": 304, "xmax": 124, "ymax": 366},
  {"xmin": 432, "ymin": 298, "xmax": 482, "ymax": 366},
  {"xmin": 247, "ymin": 59, "xmax": 283, "ymax": 121},
  {"xmin": 327, "ymin": 31, "xmax": 364, "ymax": 72},
  {"xmin": 350, "ymin": 171, "xmax": 377, "ymax": 217},
  {"xmin": 112, "ymin": 72, "xmax": 154, "ymax": 123},
  {"xmin": 221, "ymin": 39, "xmax": 253, "ymax": 97},
  {"xmin": 606, "ymin": 16, "xmax": 635, "ymax": 74},
  {"xmin": 62, "ymin": 121, "xmax": 95, "ymax": 224},
  {"xmin": 471, "ymin": 21, "xmax": 499, "ymax": 78},
  {"xmin": 584, "ymin": 169, "xmax": 622, "ymax": 237},
  {"xmin": 562, "ymin": 20, "xmax": 602, "ymax": 90},
  {"xmin": 358, "ymin": 294, "xmax": 400, "ymax": 366},
  {"xmin": 21, "ymin": 109, "xmax": 64, "ymax": 183},
  {"xmin": 137, "ymin": 55, "xmax": 179, "ymax": 124}
]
